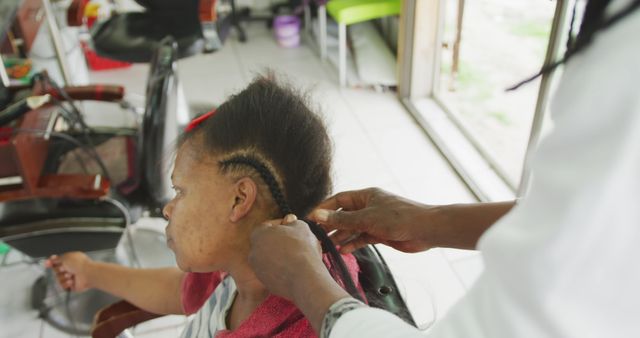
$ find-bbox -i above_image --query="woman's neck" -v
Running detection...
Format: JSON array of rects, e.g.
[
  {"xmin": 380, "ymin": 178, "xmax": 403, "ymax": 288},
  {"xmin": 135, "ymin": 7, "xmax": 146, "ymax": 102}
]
[
  {"xmin": 225, "ymin": 262, "xmax": 270, "ymax": 330},
  {"xmin": 222, "ymin": 209, "xmax": 274, "ymax": 329},
  {"xmin": 226, "ymin": 209, "xmax": 273, "ymax": 299},
  {"xmin": 228, "ymin": 263, "xmax": 269, "ymax": 299}
]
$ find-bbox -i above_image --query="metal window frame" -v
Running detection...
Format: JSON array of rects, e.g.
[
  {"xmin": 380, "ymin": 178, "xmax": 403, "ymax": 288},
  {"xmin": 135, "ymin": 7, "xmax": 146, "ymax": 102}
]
[
  {"xmin": 42, "ymin": 0, "xmax": 72, "ymax": 85},
  {"xmin": 518, "ymin": 0, "xmax": 573, "ymax": 196},
  {"xmin": 398, "ymin": 0, "xmax": 572, "ymax": 200}
]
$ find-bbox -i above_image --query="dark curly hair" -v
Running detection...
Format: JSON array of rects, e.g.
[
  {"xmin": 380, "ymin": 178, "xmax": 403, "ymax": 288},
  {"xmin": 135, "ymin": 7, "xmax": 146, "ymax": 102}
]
[{"xmin": 180, "ymin": 74, "xmax": 362, "ymax": 300}]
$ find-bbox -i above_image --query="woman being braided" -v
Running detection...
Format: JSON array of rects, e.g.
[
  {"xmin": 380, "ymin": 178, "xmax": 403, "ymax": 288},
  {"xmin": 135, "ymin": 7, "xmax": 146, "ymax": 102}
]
[
  {"xmin": 166, "ymin": 74, "xmax": 364, "ymax": 337},
  {"xmin": 46, "ymin": 75, "xmax": 362, "ymax": 337}
]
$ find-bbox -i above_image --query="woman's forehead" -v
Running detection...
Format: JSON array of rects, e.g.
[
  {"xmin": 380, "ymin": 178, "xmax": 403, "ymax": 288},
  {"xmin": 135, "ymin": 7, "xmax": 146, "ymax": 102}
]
[{"xmin": 174, "ymin": 142, "xmax": 219, "ymax": 180}]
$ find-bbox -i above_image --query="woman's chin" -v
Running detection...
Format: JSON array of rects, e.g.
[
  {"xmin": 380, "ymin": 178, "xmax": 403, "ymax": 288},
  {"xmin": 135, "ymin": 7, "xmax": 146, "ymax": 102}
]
[
  {"xmin": 171, "ymin": 252, "xmax": 189, "ymax": 271},
  {"xmin": 174, "ymin": 257, "xmax": 209, "ymax": 273},
  {"xmin": 175, "ymin": 260, "xmax": 192, "ymax": 272}
]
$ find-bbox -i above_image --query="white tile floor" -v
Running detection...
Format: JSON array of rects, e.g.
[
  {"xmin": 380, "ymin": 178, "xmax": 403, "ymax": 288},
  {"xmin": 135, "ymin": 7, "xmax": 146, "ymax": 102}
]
[{"xmin": 1, "ymin": 22, "xmax": 484, "ymax": 337}]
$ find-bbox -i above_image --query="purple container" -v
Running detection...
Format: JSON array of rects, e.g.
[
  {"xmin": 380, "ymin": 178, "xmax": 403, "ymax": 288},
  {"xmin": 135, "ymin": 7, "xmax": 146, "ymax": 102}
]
[{"xmin": 273, "ymin": 15, "xmax": 301, "ymax": 48}]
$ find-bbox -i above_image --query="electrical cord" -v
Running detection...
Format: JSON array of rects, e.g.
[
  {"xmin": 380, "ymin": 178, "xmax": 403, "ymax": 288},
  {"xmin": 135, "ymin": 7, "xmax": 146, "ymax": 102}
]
[
  {"xmin": 35, "ymin": 74, "xmax": 113, "ymax": 183},
  {"xmin": 24, "ymin": 258, "xmax": 81, "ymax": 336},
  {"xmin": 50, "ymin": 96, "xmax": 84, "ymax": 130},
  {"xmin": 100, "ymin": 196, "xmax": 141, "ymax": 269},
  {"xmin": 69, "ymin": 150, "xmax": 90, "ymax": 174},
  {"xmin": 36, "ymin": 269, "xmax": 80, "ymax": 338},
  {"xmin": 64, "ymin": 291, "xmax": 79, "ymax": 338},
  {"xmin": 3, "ymin": 82, "xmax": 142, "ymax": 333},
  {"xmin": 45, "ymin": 86, "xmax": 143, "ymax": 270},
  {"xmin": 5, "ymin": 78, "xmax": 144, "ymax": 333},
  {"xmin": 3, "ymin": 127, "xmax": 141, "ymax": 267},
  {"xmin": 35, "ymin": 74, "xmax": 93, "ymax": 132}
]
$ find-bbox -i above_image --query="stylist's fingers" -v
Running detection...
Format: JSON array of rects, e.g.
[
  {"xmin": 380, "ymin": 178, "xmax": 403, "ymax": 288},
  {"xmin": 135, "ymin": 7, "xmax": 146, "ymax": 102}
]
[
  {"xmin": 261, "ymin": 214, "xmax": 298, "ymax": 227},
  {"xmin": 282, "ymin": 214, "xmax": 297, "ymax": 224},
  {"xmin": 329, "ymin": 229, "xmax": 360, "ymax": 246},
  {"xmin": 315, "ymin": 191, "xmax": 356, "ymax": 211},
  {"xmin": 310, "ymin": 208, "xmax": 369, "ymax": 234},
  {"xmin": 339, "ymin": 233, "xmax": 379, "ymax": 254},
  {"xmin": 313, "ymin": 189, "xmax": 373, "ymax": 213}
]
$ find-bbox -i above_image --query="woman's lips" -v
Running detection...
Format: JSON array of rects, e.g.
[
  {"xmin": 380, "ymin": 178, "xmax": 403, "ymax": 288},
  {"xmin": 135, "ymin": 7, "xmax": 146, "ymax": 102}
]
[{"xmin": 165, "ymin": 226, "xmax": 174, "ymax": 249}]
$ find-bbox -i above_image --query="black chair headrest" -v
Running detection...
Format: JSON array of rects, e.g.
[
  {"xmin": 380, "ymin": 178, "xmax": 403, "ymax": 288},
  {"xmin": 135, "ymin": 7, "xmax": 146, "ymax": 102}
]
[{"xmin": 140, "ymin": 37, "xmax": 180, "ymax": 211}]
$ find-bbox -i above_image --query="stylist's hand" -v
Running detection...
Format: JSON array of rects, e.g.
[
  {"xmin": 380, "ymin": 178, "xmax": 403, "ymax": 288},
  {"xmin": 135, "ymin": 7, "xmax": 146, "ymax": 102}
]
[
  {"xmin": 309, "ymin": 188, "xmax": 436, "ymax": 253},
  {"xmin": 44, "ymin": 252, "xmax": 93, "ymax": 292},
  {"xmin": 249, "ymin": 214, "xmax": 324, "ymax": 299},
  {"xmin": 249, "ymin": 214, "xmax": 350, "ymax": 333}
]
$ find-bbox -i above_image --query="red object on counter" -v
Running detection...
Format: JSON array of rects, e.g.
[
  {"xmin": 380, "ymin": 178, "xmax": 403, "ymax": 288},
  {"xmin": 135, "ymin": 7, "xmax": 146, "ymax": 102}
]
[{"xmin": 81, "ymin": 41, "xmax": 131, "ymax": 71}]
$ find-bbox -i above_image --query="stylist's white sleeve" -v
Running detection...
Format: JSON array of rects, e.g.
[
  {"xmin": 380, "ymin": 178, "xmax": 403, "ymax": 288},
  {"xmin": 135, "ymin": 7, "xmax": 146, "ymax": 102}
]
[
  {"xmin": 332, "ymin": 307, "xmax": 424, "ymax": 337},
  {"xmin": 332, "ymin": 2, "xmax": 640, "ymax": 337}
]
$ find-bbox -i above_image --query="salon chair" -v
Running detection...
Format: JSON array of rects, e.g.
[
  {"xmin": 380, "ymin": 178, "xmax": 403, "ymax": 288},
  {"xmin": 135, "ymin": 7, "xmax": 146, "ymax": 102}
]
[
  {"xmin": 0, "ymin": 38, "xmax": 180, "ymax": 334},
  {"xmin": 90, "ymin": 244, "xmax": 416, "ymax": 338},
  {"xmin": 68, "ymin": 0, "xmax": 249, "ymax": 63},
  {"xmin": 318, "ymin": 0, "xmax": 401, "ymax": 86}
]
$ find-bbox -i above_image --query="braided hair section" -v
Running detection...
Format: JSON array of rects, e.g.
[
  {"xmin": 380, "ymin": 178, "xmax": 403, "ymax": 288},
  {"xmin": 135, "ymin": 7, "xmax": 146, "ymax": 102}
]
[
  {"xmin": 220, "ymin": 154, "xmax": 291, "ymax": 214},
  {"xmin": 220, "ymin": 154, "xmax": 364, "ymax": 302}
]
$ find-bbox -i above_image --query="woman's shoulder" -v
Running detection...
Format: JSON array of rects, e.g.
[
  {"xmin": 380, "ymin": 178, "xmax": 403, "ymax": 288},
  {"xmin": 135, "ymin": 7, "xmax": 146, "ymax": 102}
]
[
  {"xmin": 181, "ymin": 271, "xmax": 227, "ymax": 315},
  {"xmin": 218, "ymin": 295, "xmax": 317, "ymax": 338}
]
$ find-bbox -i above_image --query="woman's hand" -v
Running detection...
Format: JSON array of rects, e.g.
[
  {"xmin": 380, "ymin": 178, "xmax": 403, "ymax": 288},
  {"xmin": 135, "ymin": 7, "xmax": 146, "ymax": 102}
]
[
  {"xmin": 308, "ymin": 188, "xmax": 438, "ymax": 253},
  {"xmin": 44, "ymin": 252, "xmax": 93, "ymax": 292}
]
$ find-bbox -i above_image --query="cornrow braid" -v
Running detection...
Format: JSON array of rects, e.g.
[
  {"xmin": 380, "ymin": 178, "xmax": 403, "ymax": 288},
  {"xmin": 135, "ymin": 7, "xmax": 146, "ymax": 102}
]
[
  {"xmin": 220, "ymin": 155, "xmax": 364, "ymax": 302},
  {"xmin": 220, "ymin": 155, "xmax": 291, "ymax": 214},
  {"xmin": 508, "ymin": 0, "xmax": 640, "ymax": 91}
]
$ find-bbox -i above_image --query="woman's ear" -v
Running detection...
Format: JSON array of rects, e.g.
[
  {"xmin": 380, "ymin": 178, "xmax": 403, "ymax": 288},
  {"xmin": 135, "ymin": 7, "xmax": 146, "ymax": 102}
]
[{"xmin": 229, "ymin": 177, "xmax": 258, "ymax": 222}]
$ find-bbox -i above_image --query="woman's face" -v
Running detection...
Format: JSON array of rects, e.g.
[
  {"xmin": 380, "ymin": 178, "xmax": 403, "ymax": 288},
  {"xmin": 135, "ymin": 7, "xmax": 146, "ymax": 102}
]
[{"xmin": 162, "ymin": 141, "xmax": 243, "ymax": 273}]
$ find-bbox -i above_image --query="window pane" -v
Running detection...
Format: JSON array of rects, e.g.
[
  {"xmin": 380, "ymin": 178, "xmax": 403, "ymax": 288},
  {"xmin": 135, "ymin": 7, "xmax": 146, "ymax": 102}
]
[{"xmin": 437, "ymin": 0, "xmax": 556, "ymax": 187}]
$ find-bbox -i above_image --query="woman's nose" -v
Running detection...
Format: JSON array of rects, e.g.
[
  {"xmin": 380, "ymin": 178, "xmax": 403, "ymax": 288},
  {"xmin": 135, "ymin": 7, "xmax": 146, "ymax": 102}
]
[{"xmin": 162, "ymin": 202, "xmax": 173, "ymax": 220}]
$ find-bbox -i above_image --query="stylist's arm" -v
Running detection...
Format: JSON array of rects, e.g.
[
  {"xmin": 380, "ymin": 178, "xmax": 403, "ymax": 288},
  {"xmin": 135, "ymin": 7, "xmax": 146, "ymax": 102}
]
[
  {"xmin": 249, "ymin": 188, "xmax": 514, "ymax": 337},
  {"xmin": 310, "ymin": 188, "xmax": 514, "ymax": 253},
  {"xmin": 247, "ymin": 203, "xmax": 425, "ymax": 338}
]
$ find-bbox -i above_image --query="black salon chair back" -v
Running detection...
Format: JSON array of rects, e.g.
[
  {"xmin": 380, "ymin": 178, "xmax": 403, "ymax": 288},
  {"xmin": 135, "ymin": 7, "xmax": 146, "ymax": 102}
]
[
  {"xmin": 0, "ymin": 198, "xmax": 126, "ymax": 257},
  {"xmin": 89, "ymin": 0, "xmax": 209, "ymax": 63},
  {"xmin": 139, "ymin": 38, "xmax": 179, "ymax": 213},
  {"xmin": 353, "ymin": 245, "xmax": 417, "ymax": 327},
  {"xmin": 0, "ymin": 38, "xmax": 180, "ymax": 258}
]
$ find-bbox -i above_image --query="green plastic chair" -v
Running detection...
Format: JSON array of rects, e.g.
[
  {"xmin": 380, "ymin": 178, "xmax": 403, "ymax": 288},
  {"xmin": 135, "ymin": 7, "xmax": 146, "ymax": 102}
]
[{"xmin": 319, "ymin": 0, "xmax": 401, "ymax": 86}]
